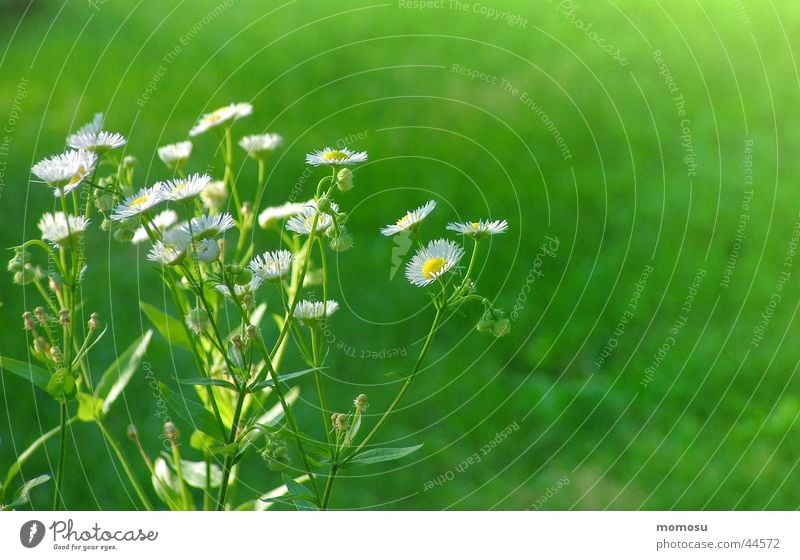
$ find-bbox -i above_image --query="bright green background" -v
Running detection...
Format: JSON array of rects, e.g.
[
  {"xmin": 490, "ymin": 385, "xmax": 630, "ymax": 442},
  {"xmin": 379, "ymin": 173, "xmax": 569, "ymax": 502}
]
[{"xmin": 1, "ymin": 0, "xmax": 799, "ymax": 510}]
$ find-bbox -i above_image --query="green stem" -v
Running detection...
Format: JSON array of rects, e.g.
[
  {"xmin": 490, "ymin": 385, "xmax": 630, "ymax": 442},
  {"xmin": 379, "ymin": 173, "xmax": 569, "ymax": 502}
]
[
  {"xmin": 171, "ymin": 440, "xmax": 192, "ymax": 510},
  {"xmin": 51, "ymin": 400, "xmax": 68, "ymax": 510},
  {"xmin": 216, "ymin": 386, "xmax": 247, "ymax": 510},
  {"xmin": 320, "ymin": 463, "xmax": 338, "ymax": 509},
  {"xmin": 96, "ymin": 420, "xmax": 153, "ymax": 510}
]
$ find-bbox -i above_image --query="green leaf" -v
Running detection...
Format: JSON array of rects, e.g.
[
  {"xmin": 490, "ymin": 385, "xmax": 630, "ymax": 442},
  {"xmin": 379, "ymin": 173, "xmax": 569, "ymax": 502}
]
[
  {"xmin": 179, "ymin": 460, "xmax": 222, "ymax": 489},
  {"xmin": 4, "ymin": 474, "xmax": 51, "ymax": 509},
  {"xmin": 281, "ymin": 474, "xmax": 317, "ymax": 510},
  {"xmin": 151, "ymin": 457, "xmax": 182, "ymax": 511},
  {"xmin": 46, "ymin": 369, "xmax": 76, "ymax": 401},
  {"xmin": 180, "ymin": 378, "xmax": 237, "ymax": 391},
  {"xmin": 95, "ymin": 330, "xmax": 153, "ymax": 415},
  {"xmin": 160, "ymin": 382, "xmax": 224, "ymax": 441},
  {"xmin": 249, "ymin": 368, "xmax": 320, "ymax": 392},
  {"xmin": 76, "ymin": 392, "xmax": 104, "ymax": 422},
  {"xmin": 0, "ymin": 357, "xmax": 50, "ymax": 389},
  {"xmin": 140, "ymin": 301, "xmax": 192, "ymax": 351},
  {"xmin": 383, "ymin": 371, "xmax": 409, "ymax": 380},
  {"xmin": 349, "ymin": 444, "xmax": 423, "ymax": 466}
]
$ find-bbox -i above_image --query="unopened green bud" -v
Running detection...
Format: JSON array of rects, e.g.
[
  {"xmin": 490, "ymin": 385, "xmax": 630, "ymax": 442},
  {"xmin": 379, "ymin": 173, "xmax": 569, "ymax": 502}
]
[
  {"xmin": 329, "ymin": 231, "xmax": 353, "ymax": 252},
  {"xmin": 336, "ymin": 168, "xmax": 354, "ymax": 192},
  {"xmin": 13, "ymin": 265, "xmax": 38, "ymax": 285},
  {"xmin": 94, "ymin": 189, "xmax": 115, "ymax": 213}
]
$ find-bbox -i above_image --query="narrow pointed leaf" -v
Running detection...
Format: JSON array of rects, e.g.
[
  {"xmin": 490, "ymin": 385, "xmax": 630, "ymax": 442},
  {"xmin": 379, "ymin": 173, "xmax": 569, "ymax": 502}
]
[
  {"xmin": 140, "ymin": 301, "xmax": 192, "ymax": 350},
  {"xmin": 349, "ymin": 444, "xmax": 423, "ymax": 466},
  {"xmin": 0, "ymin": 357, "xmax": 49, "ymax": 390},
  {"xmin": 96, "ymin": 330, "xmax": 153, "ymax": 415}
]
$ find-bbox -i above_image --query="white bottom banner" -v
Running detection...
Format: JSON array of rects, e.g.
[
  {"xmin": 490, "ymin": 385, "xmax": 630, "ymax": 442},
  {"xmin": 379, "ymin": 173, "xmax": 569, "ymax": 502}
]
[{"xmin": 0, "ymin": 511, "xmax": 796, "ymax": 558}]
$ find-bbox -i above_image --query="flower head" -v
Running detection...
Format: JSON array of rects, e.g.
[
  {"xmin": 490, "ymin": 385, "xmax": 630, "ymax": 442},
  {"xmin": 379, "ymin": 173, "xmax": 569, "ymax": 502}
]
[
  {"xmin": 248, "ymin": 250, "xmax": 293, "ymax": 283},
  {"xmin": 258, "ymin": 199, "xmax": 311, "ymax": 229},
  {"xmin": 380, "ymin": 200, "xmax": 436, "ymax": 236},
  {"xmin": 132, "ymin": 209, "xmax": 178, "ymax": 244},
  {"xmin": 189, "ymin": 102, "xmax": 252, "ymax": 137},
  {"xmin": 147, "ymin": 228, "xmax": 191, "ymax": 266},
  {"xmin": 157, "ymin": 173, "xmax": 211, "ymax": 202},
  {"xmin": 197, "ymin": 238, "xmax": 220, "ymax": 263},
  {"xmin": 67, "ymin": 130, "xmax": 127, "ymax": 153},
  {"xmin": 239, "ymin": 133, "xmax": 283, "ymax": 159},
  {"xmin": 285, "ymin": 200, "xmax": 338, "ymax": 235},
  {"xmin": 405, "ymin": 239, "xmax": 464, "ymax": 287},
  {"xmin": 157, "ymin": 141, "xmax": 192, "ymax": 169},
  {"xmin": 446, "ymin": 219, "xmax": 508, "ymax": 239},
  {"xmin": 200, "ymin": 180, "xmax": 227, "ymax": 212},
  {"xmin": 38, "ymin": 212, "xmax": 90, "ymax": 247},
  {"xmin": 305, "ymin": 147, "xmax": 367, "ymax": 167},
  {"xmin": 111, "ymin": 185, "xmax": 165, "ymax": 221},
  {"xmin": 180, "ymin": 212, "xmax": 235, "ymax": 240},
  {"xmin": 31, "ymin": 150, "xmax": 98, "ymax": 197},
  {"xmin": 215, "ymin": 276, "xmax": 263, "ymax": 299},
  {"xmin": 293, "ymin": 299, "xmax": 339, "ymax": 326}
]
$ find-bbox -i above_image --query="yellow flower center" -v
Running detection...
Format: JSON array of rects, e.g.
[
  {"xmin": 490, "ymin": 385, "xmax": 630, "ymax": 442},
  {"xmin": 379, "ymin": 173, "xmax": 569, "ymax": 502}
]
[
  {"xmin": 171, "ymin": 182, "xmax": 187, "ymax": 195},
  {"xmin": 322, "ymin": 150, "xmax": 348, "ymax": 162},
  {"xmin": 130, "ymin": 194, "xmax": 150, "ymax": 208},
  {"xmin": 396, "ymin": 214, "xmax": 413, "ymax": 228},
  {"xmin": 471, "ymin": 222, "xmax": 480, "ymax": 229},
  {"xmin": 422, "ymin": 257, "xmax": 447, "ymax": 279}
]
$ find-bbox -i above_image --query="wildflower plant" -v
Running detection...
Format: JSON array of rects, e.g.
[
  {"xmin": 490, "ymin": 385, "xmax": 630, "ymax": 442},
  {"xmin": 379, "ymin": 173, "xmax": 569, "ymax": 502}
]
[{"xmin": 2, "ymin": 103, "xmax": 509, "ymax": 511}]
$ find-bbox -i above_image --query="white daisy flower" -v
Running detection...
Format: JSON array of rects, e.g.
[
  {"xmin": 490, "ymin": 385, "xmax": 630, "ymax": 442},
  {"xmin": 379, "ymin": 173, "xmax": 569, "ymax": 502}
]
[
  {"xmin": 200, "ymin": 180, "xmax": 227, "ymax": 211},
  {"xmin": 215, "ymin": 276, "xmax": 263, "ymax": 299},
  {"xmin": 248, "ymin": 250, "xmax": 293, "ymax": 283},
  {"xmin": 31, "ymin": 150, "xmax": 98, "ymax": 197},
  {"xmin": 111, "ymin": 185, "xmax": 165, "ymax": 221},
  {"xmin": 157, "ymin": 173, "xmax": 211, "ymax": 202},
  {"xmin": 71, "ymin": 113, "xmax": 104, "ymax": 137},
  {"xmin": 258, "ymin": 199, "xmax": 311, "ymax": 229},
  {"xmin": 157, "ymin": 141, "xmax": 192, "ymax": 169},
  {"xmin": 285, "ymin": 200, "xmax": 338, "ymax": 235},
  {"xmin": 197, "ymin": 238, "xmax": 220, "ymax": 263},
  {"xmin": 38, "ymin": 212, "xmax": 90, "ymax": 247},
  {"xmin": 189, "ymin": 102, "xmax": 253, "ymax": 137},
  {"xmin": 181, "ymin": 212, "xmax": 236, "ymax": 240},
  {"xmin": 239, "ymin": 133, "xmax": 283, "ymax": 159},
  {"xmin": 147, "ymin": 228, "xmax": 191, "ymax": 266},
  {"xmin": 67, "ymin": 130, "xmax": 127, "ymax": 153},
  {"xmin": 446, "ymin": 219, "xmax": 508, "ymax": 239},
  {"xmin": 380, "ymin": 200, "xmax": 436, "ymax": 236},
  {"xmin": 305, "ymin": 147, "xmax": 367, "ymax": 167},
  {"xmin": 132, "ymin": 209, "xmax": 178, "ymax": 244},
  {"xmin": 293, "ymin": 299, "xmax": 339, "ymax": 325},
  {"xmin": 405, "ymin": 239, "xmax": 464, "ymax": 287}
]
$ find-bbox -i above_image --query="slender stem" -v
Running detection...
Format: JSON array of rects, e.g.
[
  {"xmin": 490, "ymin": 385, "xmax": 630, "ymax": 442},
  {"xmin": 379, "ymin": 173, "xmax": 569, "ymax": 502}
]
[
  {"xmin": 51, "ymin": 400, "xmax": 68, "ymax": 510},
  {"xmin": 321, "ymin": 463, "xmax": 338, "ymax": 509},
  {"xmin": 216, "ymin": 386, "xmax": 247, "ymax": 510},
  {"xmin": 96, "ymin": 420, "xmax": 153, "ymax": 510},
  {"xmin": 171, "ymin": 440, "xmax": 192, "ymax": 510},
  {"xmin": 310, "ymin": 327, "xmax": 330, "ymax": 444}
]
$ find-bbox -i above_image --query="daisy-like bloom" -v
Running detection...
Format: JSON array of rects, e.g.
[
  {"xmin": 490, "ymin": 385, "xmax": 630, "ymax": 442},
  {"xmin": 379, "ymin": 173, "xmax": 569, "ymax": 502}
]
[
  {"xmin": 258, "ymin": 199, "xmax": 311, "ymax": 229},
  {"xmin": 180, "ymin": 212, "xmax": 235, "ymax": 240},
  {"xmin": 305, "ymin": 147, "xmax": 367, "ymax": 167},
  {"xmin": 197, "ymin": 238, "xmax": 220, "ymax": 262},
  {"xmin": 248, "ymin": 249, "xmax": 292, "ymax": 283},
  {"xmin": 380, "ymin": 200, "xmax": 436, "ymax": 236},
  {"xmin": 111, "ymin": 185, "xmax": 165, "ymax": 221},
  {"xmin": 132, "ymin": 209, "xmax": 178, "ymax": 244},
  {"xmin": 31, "ymin": 150, "xmax": 98, "ymax": 197},
  {"xmin": 239, "ymin": 133, "xmax": 283, "ymax": 159},
  {"xmin": 200, "ymin": 180, "xmax": 227, "ymax": 212},
  {"xmin": 215, "ymin": 276, "xmax": 263, "ymax": 299},
  {"xmin": 67, "ymin": 130, "xmax": 127, "ymax": 153},
  {"xmin": 446, "ymin": 219, "xmax": 508, "ymax": 239},
  {"xmin": 71, "ymin": 113, "xmax": 104, "ymax": 137},
  {"xmin": 189, "ymin": 102, "xmax": 253, "ymax": 137},
  {"xmin": 38, "ymin": 212, "xmax": 90, "ymax": 247},
  {"xmin": 147, "ymin": 228, "xmax": 191, "ymax": 266},
  {"xmin": 157, "ymin": 173, "xmax": 211, "ymax": 202},
  {"xmin": 293, "ymin": 299, "xmax": 339, "ymax": 326},
  {"xmin": 285, "ymin": 200, "xmax": 338, "ymax": 235},
  {"xmin": 157, "ymin": 141, "xmax": 192, "ymax": 169},
  {"xmin": 405, "ymin": 239, "xmax": 464, "ymax": 287}
]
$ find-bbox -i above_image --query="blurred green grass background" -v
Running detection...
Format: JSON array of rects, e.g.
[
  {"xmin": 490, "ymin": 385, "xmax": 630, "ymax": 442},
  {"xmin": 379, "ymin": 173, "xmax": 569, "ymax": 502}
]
[{"xmin": 2, "ymin": 0, "xmax": 800, "ymax": 509}]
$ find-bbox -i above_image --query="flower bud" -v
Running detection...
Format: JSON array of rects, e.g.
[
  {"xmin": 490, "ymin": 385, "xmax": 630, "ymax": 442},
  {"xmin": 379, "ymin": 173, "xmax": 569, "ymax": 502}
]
[
  {"xmin": 127, "ymin": 424, "xmax": 139, "ymax": 441},
  {"xmin": 329, "ymin": 231, "xmax": 353, "ymax": 252},
  {"xmin": 316, "ymin": 196, "xmax": 331, "ymax": 213},
  {"xmin": 331, "ymin": 412, "xmax": 349, "ymax": 433},
  {"xmin": 59, "ymin": 309, "xmax": 70, "ymax": 326},
  {"xmin": 50, "ymin": 345, "xmax": 63, "ymax": 364},
  {"xmin": 34, "ymin": 307, "xmax": 48, "ymax": 325},
  {"xmin": 7, "ymin": 251, "xmax": 30, "ymax": 272},
  {"xmin": 88, "ymin": 312, "xmax": 100, "ymax": 331},
  {"xmin": 200, "ymin": 180, "xmax": 227, "ymax": 212},
  {"xmin": 185, "ymin": 307, "xmax": 210, "ymax": 335},
  {"xmin": 164, "ymin": 422, "xmax": 180, "ymax": 443},
  {"xmin": 336, "ymin": 168, "xmax": 354, "ymax": 192},
  {"xmin": 22, "ymin": 312, "xmax": 36, "ymax": 330},
  {"xmin": 94, "ymin": 189, "xmax": 115, "ymax": 213},
  {"xmin": 33, "ymin": 336, "xmax": 50, "ymax": 355},
  {"xmin": 122, "ymin": 155, "xmax": 137, "ymax": 168},
  {"xmin": 354, "ymin": 394, "xmax": 369, "ymax": 412},
  {"xmin": 197, "ymin": 238, "xmax": 220, "ymax": 263},
  {"xmin": 13, "ymin": 265, "xmax": 38, "ymax": 285},
  {"xmin": 113, "ymin": 228, "xmax": 135, "ymax": 243}
]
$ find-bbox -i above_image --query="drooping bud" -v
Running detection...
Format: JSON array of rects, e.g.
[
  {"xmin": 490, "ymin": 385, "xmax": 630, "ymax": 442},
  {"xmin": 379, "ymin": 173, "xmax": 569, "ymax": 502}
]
[
  {"xmin": 329, "ymin": 231, "xmax": 353, "ymax": 252},
  {"xmin": 88, "ymin": 312, "xmax": 100, "ymax": 331},
  {"xmin": 34, "ymin": 307, "xmax": 48, "ymax": 325},
  {"xmin": 336, "ymin": 168, "xmax": 354, "ymax": 192},
  {"xmin": 13, "ymin": 265, "xmax": 38, "ymax": 285},
  {"xmin": 197, "ymin": 238, "xmax": 220, "ymax": 263},
  {"xmin": 354, "ymin": 394, "xmax": 369, "ymax": 412},
  {"xmin": 58, "ymin": 309, "xmax": 70, "ymax": 327},
  {"xmin": 50, "ymin": 345, "xmax": 63, "ymax": 364},
  {"xmin": 331, "ymin": 412, "xmax": 349, "ymax": 434},
  {"xmin": 22, "ymin": 312, "xmax": 36, "ymax": 330},
  {"xmin": 164, "ymin": 422, "xmax": 180, "ymax": 443}
]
